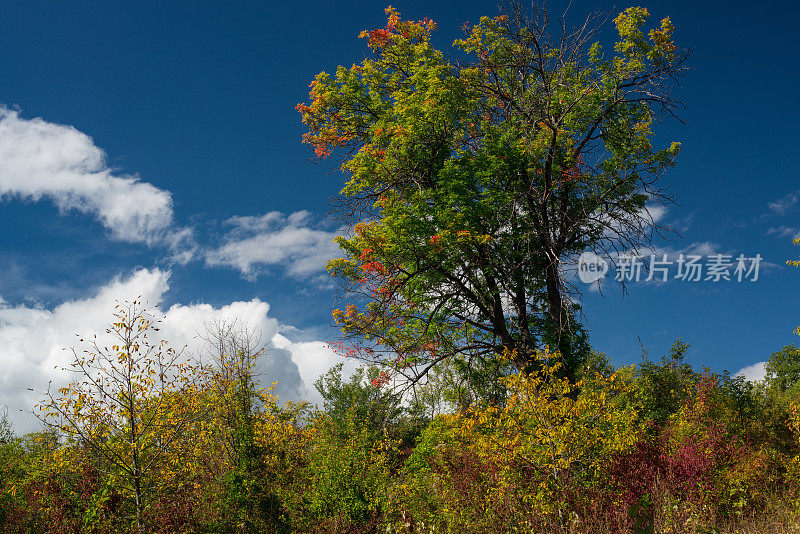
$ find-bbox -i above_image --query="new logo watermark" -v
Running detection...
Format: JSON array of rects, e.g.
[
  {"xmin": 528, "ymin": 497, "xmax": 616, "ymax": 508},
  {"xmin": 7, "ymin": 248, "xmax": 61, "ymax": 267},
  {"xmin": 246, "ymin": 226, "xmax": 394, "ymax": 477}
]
[
  {"xmin": 577, "ymin": 253, "xmax": 763, "ymax": 284},
  {"xmin": 577, "ymin": 252, "xmax": 609, "ymax": 284}
]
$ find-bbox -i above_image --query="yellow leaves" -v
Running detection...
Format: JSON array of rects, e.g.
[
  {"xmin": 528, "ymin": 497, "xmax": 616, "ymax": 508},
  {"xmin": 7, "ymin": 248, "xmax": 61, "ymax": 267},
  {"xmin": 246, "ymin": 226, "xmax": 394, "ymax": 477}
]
[
  {"xmin": 385, "ymin": 5, "xmax": 399, "ymax": 27},
  {"xmin": 613, "ymin": 6, "xmax": 650, "ymax": 42},
  {"xmin": 648, "ymin": 16, "xmax": 677, "ymax": 58},
  {"xmin": 787, "ymin": 238, "xmax": 800, "ymax": 267},
  {"xmin": 612, "ymin": 6, "xmax": 680, "ymax": 72},
  {"xmin": 429, "ymin": 349, "xmax": 638, "ymax": 519}
]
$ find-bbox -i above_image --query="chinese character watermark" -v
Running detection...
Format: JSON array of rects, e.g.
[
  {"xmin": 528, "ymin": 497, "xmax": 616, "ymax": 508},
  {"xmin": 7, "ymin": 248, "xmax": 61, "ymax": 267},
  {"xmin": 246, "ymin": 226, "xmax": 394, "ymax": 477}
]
[{"xmin": 576, "ymin": 253, "xmax": 763, "ymax": 284}]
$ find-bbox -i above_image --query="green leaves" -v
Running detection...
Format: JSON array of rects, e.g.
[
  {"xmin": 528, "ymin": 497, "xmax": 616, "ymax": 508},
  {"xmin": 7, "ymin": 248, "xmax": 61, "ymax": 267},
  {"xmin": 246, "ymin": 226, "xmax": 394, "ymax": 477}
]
[{"xmin": 301, "ymin": 4, "xmax": 686, "ymax": 390}]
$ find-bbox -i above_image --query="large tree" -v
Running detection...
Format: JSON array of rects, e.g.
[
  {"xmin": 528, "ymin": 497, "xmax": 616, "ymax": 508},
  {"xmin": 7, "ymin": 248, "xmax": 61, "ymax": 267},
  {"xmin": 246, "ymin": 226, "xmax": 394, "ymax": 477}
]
[{"xmin": 298, "ymin": 4, "xmax": 687, "ymax": 386}]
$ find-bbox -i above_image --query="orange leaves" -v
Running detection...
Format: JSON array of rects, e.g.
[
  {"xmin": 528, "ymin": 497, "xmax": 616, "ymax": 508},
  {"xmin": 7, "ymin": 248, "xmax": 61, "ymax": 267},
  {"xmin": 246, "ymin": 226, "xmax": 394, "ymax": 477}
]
[
  {"xmin": 312, "ymin": 139, "xmax": 331, "ymax": 158},
  {"xmin": 386, "ymin": 5, "xmax": 399, "ymax": 28},
  {"xmin": 345, "ymin": 303, "xmax": 359, "ymax": 319},
  {"xmin": 359, "ymin": 6, "xmax": 436, "ymax": 50},
  {"xmin": 362, "ymin": 260, "xmax": 386, "ymax": 275},
  {"xmin": 559, "ymin": 165, "xmax": 583, "ymax": 184},
  {"xmin": 359, "ymin": 247, "xmax": 373, "ymax": 261},
  {"xmin": 358, "ymin": 7, "xmax": 399, "ymax": 48}
]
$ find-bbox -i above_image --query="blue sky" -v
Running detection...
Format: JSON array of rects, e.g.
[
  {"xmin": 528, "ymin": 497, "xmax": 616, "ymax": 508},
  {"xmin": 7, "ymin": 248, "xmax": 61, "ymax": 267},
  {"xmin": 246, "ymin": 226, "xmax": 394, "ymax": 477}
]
[{"xmin": 0, "ymin": 1, "xmax": 798, "ymax": 430}]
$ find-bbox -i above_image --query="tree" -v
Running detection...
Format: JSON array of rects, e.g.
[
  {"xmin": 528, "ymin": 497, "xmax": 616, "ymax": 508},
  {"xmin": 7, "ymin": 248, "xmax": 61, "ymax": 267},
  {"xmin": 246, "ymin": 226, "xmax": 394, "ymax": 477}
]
[
  {"xmin": 766, "ymin": 344, "xmax": 800, "ymax": 394},
  {"xmin": 314, "ymin": 363, "xmax": 403, "ymax": 437},
  {"xmin": 632, "ymin": 338, "xmax": 697, "ymax": 429},
  {"xmin": 36, "ymin": 300, "xmax": 208, "ymax": 533},
  {"xmin": 774, "ymin": 241, "xmax": 800, "ymax": 392},
  {"xmin": 199, "ymin": 318, "xmax": 264, "ymax": 478},
  {"xmin": 0, "ymin": 407, "xmax": 11, "ymax": 444},
  {"xmin": 298, "ymin": 3, "xmax": 687, "ymax": 387},
  {"xmin": 307, "ymin": 365, "xmax": 398, "ymax": 528},
  {"xmin": 197, "ymin": 318, "xmax": 292, "ymax": 532}
]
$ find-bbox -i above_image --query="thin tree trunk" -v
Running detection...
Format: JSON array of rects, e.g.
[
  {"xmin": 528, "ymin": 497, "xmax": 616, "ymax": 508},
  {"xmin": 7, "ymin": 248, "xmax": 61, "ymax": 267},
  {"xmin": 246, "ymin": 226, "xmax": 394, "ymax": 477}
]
[
  {"xmin": 544, "ymin": 256, "xmax": 574, "ymax": 371},
  {"xmin": 133, "ymin": 471, "xmax": 144, "ymax": 534}
]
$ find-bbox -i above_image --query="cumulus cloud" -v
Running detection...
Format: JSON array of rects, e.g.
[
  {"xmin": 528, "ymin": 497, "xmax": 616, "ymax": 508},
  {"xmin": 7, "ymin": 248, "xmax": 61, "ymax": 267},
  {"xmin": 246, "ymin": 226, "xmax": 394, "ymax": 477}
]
[
  {"xmin": 0, "ymin": 107, "xmax": 356, "ymax": 275},
  {"xmin": 735, "ymin": 361, "xmax": 767, "ymax": 383},
  {"xmin": 158, "ymin": 298, "xmax": 306, "ymax": 402},
  {"xmin": 205, "ymin": 210, "xmax": 342, "ymax": 280},
  {"xmin": 272, "ymin": 333, "xmax": 359, "ymax": 407},
  {"xmin": 0, "ymin": 268, "xmax": 170, "ymax": 434},
  {"xmin": 0, "ymin": 268, "xmax": 346, "ymax": 434},
  {"xmin": 0, "ymin": 107, "xmax": 190, "ymax": 249}
]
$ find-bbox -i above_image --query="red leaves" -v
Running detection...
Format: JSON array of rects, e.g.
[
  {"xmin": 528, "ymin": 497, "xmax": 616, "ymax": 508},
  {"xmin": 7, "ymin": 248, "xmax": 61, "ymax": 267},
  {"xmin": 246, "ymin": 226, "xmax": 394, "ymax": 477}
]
[
  {"xmin": 371, "ymin": 29, "xmax": 394, "ymax": 48},
  {"xmin": 359, "ymin": 247, "xmax": 373, "ymax": 261},
  {"xmin": 362, "ymin": 261, "xmax": 386, "ymax": 275},
  {"xmin": 370, "ymin": 371, "xmax": 391, "ymax": 388},
  {"xmin": 359, "ymin": 7, "xmax": 398, "ymax": 48},
  {"xmin": 359, "ymin": 7, "xmax": 436, "ymax": 49}
]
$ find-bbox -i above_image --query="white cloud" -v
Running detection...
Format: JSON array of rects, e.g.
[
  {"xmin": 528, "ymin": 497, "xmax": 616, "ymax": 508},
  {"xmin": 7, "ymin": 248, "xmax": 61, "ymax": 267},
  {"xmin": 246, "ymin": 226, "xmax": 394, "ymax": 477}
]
[
  {"xmin": 644, "ymin": 205, "xmax": 668, "ymax": 225},
  {"xmin": 0, "ymin": 268, "xmax": 170, "ymax": 434},
  {"xmin": 0, "ymin": 107, "xmax": 355, "ymax": 274},
  {"xmin": 673, "ymin": 213, "xmax": 695, "ymax": 234},
  {"xmin": 272, "ymin": 333, "xmax": 359, "ymax": 407},
  {"xmin": 767, "ymin": 190, "xmax": 800, "ymax": 216},
  {"xmin": 158, "ymin": 298, "xmax": 307, "ymax": 403},
  {"xmin": 205, "ymin": 210, "xmax": 342, "ymax": 280},
  {"xmin": 766, "ymin": 226, "xmax": 800, "ymax": 240},
  {"xmin": 0, "ymin": 107, "xmax": 188, "ymax": 248},
  {"xmin": 649, "ymin": 241, "xmax": 724, "ymax": 261},
  {"xmin": 735, "ymin": 361, "xmax": 767, "ymax": 383},
  {"xmin": 0, "ymin": 268, "xmax": 344, "ymax": 434},
  {"xmin": 598, "ymin": 204, "xmax": 668, "ymax": 242}
]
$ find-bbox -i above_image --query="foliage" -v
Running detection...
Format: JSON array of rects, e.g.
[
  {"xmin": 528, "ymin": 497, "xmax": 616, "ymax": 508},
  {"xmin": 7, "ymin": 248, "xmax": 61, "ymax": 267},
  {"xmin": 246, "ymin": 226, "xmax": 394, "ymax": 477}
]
[
  {"xmin": 787, "ymin": 236, "xmax": 800, "ymax": 268},
  {"xmin": 299, "ymin": 4, "xmax": 687, "ymax": 388},
  {"xmin": 315, "ymin": 363, "xmax": 403, "ymax": 438},
  {"xmin": 631, "ymin": 338, "xmax": 697, "ymax": 430},
  {"xmin": 34, "ymin": 300, "xmax": 209, "ymax": 533},
  {"xmin": 3, "ymin": 320, "xmax": 800, "ymax": 533},
  {"xmin": 305, "ymin": 405, "xmax": 391, "ymax": 531},
  {"xmin": 7, "ymin": 6, "xmax": 800, "ymax": 534},
  {"xmin": 401, "ymin": 349, "xmax": 639, "ymax": 531},
  {"xmin": 201, "ymin": 319, "xmax": 292, "ymax": 532},
  {"xmin": 767, "ymin": 344, "xmax": 800, "ymax": 394}
]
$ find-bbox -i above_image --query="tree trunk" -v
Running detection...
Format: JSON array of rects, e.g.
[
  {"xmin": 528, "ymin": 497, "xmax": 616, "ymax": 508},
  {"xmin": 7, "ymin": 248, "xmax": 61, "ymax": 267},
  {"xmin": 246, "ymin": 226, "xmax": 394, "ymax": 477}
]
[
  {"xmin": 133, "ymin": 472, "xmax": 144, "ymax": 534},
  {"xmin": 544, "ymin": 255, "xmax": 574, "ymax": 375}
]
